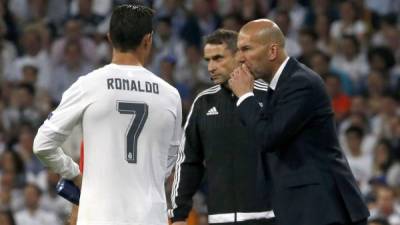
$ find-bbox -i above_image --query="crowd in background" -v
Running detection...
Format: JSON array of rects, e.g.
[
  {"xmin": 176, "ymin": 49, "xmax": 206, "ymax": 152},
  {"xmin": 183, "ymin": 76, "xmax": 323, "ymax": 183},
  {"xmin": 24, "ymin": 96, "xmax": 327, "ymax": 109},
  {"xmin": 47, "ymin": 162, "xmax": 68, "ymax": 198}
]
[{"xmin": 0, "ymin": 0, "xmax": 400, "ymax": 225}]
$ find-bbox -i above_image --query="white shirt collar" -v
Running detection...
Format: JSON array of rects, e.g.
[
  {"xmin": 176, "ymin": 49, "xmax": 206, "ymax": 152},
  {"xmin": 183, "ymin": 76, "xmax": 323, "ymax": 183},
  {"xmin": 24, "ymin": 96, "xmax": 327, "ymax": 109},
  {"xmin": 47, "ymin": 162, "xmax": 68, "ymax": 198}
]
[{"xmin": 269, "ymin": 57, "xmax": 290, "ymax": 90}]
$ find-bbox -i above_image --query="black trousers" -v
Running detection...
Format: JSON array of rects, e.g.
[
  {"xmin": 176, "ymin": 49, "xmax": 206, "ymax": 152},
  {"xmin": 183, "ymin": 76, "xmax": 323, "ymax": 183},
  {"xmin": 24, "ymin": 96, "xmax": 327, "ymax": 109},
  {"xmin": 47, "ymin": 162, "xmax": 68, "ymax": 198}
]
[{"xmin": 212, "ymin": 218, "xmax": 276, "ymax": 225}]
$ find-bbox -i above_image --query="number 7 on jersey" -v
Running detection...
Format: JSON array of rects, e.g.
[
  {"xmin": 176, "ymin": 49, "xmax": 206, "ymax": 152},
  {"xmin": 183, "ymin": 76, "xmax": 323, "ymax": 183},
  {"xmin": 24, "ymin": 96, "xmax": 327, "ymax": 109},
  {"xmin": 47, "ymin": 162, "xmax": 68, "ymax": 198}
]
[{"xmin": 117, "ymin": 101, "xmax": 148, "ymax": 163}]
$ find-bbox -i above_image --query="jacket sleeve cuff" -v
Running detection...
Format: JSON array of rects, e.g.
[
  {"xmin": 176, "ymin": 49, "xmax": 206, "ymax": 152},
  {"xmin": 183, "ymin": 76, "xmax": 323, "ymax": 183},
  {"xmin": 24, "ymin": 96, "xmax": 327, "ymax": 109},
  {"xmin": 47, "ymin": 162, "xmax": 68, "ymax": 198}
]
[{"xmin": 236, "ymin": 92, "xmax": 254, "ymax": 106}]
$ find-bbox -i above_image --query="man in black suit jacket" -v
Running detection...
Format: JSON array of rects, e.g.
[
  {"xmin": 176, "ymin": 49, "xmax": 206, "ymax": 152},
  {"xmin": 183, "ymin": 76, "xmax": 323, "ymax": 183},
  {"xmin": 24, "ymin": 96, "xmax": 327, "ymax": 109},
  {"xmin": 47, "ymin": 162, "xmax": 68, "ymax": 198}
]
[{"xmin": 228, "ymin": 19, "xmax": 370, "ymax": 225}]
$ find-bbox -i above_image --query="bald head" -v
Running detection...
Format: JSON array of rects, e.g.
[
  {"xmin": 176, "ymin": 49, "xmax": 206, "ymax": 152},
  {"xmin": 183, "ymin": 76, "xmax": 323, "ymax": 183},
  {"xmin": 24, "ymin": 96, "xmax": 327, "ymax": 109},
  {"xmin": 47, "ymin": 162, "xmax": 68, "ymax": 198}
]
[
  {"xmin": 236, "ymin": 19, "xmax": 287, "ymax": 81},
  {"xmin": 240, "ymin": 19, "xmax": 285, "ymax": 48}
]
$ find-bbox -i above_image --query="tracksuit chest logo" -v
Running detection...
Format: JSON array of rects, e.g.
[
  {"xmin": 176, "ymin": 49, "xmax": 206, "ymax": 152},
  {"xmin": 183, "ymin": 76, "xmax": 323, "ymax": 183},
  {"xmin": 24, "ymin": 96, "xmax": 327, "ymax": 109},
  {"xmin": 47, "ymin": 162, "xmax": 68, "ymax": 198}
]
[{"xmin": 206, "ymin": 106, "xmax": 219, "ymax": 116}]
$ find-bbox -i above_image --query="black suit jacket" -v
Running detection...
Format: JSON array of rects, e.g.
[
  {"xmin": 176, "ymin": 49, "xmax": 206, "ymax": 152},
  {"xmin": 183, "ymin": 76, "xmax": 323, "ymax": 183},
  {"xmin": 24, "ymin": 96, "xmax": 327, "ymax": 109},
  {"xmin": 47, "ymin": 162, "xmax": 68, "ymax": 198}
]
[{"xmin": 237, "ymin": 58, "xmax": 369, "ymax": 225}]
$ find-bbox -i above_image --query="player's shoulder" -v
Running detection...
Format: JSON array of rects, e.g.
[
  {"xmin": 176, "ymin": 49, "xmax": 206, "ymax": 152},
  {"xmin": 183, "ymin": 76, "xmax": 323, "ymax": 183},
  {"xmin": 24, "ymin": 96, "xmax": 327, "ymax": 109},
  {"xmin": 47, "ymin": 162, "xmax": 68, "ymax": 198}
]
[
  {"xmin": 146, "ymin": 69, "xmax": 180, "ymax": 97},
  {"xmin": 84, "ymin": 64, "xmax": 113, "ymax": 78},
  {"xmin": 193, "ymin": 85, "xmax": 221, "ymax": 103},
  {"xmin": 75, "ymin": 64, "xmax": 110, "ymax": 85}
]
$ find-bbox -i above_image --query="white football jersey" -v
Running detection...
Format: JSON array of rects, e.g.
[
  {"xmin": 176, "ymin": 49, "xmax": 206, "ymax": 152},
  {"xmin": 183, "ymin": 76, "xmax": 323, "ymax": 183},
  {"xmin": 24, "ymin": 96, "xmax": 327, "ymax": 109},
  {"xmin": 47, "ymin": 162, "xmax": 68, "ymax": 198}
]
[{"xmin": 34, "ymin": 64, "xmax": 182, "ymax": 225}]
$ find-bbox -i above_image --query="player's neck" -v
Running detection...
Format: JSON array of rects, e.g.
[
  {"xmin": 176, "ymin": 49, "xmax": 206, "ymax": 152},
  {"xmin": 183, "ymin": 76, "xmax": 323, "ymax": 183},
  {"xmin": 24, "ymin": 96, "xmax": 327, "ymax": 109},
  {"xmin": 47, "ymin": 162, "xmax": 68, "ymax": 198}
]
[{"xmin": 111, "ymin": 49, "xmax": 144, "ymax": 67}]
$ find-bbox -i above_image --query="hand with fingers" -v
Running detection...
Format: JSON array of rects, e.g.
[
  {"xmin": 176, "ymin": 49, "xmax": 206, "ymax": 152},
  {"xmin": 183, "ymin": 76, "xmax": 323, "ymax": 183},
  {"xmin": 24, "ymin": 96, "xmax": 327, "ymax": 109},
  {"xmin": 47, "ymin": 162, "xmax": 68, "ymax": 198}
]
[{"xmin": 229, "ymin": 64, "xmax": 254, "ymax": 97}]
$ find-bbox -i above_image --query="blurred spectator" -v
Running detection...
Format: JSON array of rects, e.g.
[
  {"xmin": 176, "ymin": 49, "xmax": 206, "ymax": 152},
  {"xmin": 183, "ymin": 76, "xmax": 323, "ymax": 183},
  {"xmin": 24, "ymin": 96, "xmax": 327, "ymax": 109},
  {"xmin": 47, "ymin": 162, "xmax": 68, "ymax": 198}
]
[
  {"xmin": 230, "ymin": 0, "xmax": 268, "ymax": 23},
  {"xmin": 69, "ymin": 0, "xmax": 112, "ymax": 17},
  {"xmin": 365, "ymin": 0, "xmax": 400, "ymax": 16},
  {"xmin": 309, "ymin": 50, "xmax": 353, "ymax": 94},
  {"xmin": 373, "ymin": 139, "xmax": 393, "ymax": 174},
  {"xmin": 273, "ymin": 9, "xmax": 301, "ymax": 57},
  {"xmin": 368, "ymin": 218, "xmax": 390, "ymax": 225},
  {"xmin": 353, "ymin": 0, "xmax": 376, "ymax": 31},
  {"xmin": 385, "ymin": 116, "xmax": 400, "ymax": 162},
  {"xmin": 40, "ymin": 170, "xmax": 71, "ymax": 222},
  {"xmin": 0, "ymin": 19, "xmax": 17, "ymax": 82},
  {"xmin": 371, "ymin": 95, "xmax": 399, "ymax": 138},
  {"xmin": 371, "ymin": 14, "xmax": 400, "ymax": 63},
  {"xmin": 221, "ymin": 14, "xmax": 243, "ymax": 32},
  {"xmin": 180, "ymin": 0, "xmax": 221, "ymax": 47},
  {"xmin": 175, "ymin": 44, "xmax": 211, "ymax": 93},
  {"xmin": 370, "ymin": 186, "xmax": 400, "ymax": 225},
  {"xmin": 350, "ymin": 95, "xmax": 371, "ymax": 116},
  {"xmin": 13, "ymin": 125, "xmax": 45, "ymax": 187},
  {"xmin": 51, "ymin": 19, "xmax": 97, "ymax": 65},
  {"xmin": 325, "ymin": 74, "xmax": 351, "ymax": 123},
  {"xmin": 268, "ymin": 0, "xmax": 306, "ymax": 33},
  {"xmin": 0, "ymin": 170, "xmax": 24, "ymax": 212},
  {"xmin": 0, "ymin": 150, "xmax": 25, "ymax": 187},
  {"xmin": 50, "ymin": 39, "xmax": 94, "ymax": 102},
  {"xmin": 14, "ymin": 183, "xmax": 61, "ymax": 225},
  {"xmin": 297, "ymin": 27, "xmax": 318, "ymax": 67},
  {"xmin": 150, "ymin": 16, "xmax": 185, "ymax": 75},
  {"xmin": 159, "ymin": 55, "xmax": 191, "ymax": 118},
  {"xmin": 154, "ymin": 0, "xmax": 187, "ymax": 37},
  {"xmin": 344, "ymin": 126, "xmax": 373, "ymax": 192},
  {"xmin": 331, "ymin": 34, "xmax": 368, "ymax": 92},
  {"xmin": 367, "ymin": 46, "xmax": 399, "ymax": 92},
  {"xmin": 3, "ymin": 84, "xmax": 41, "ymax": 131},
  {"xmin": 6, "ymin": 24, "xmax": 52, "ymax": 90},
  {"xmin": 9, "ymin": 0, "xmax": 68, "ymax": 28},
  {"xmin": 363, "ymin": 71, "xmax": 389, "ymax": 115},
  {"xmin": 339, "ymin": 110, "xmax": 378, "ymax": 156},
  {"xmin": 69, "ymin": 0, "xmax": 105, "ymax": 35},
  {"xmin": 303, "ymin": 0, "xmax": 338, "ymax": 27},
  {"xmin": 0, "ymin": 210, "xmax": 16, "ymax": 225},
  {"xmin": 21, "ymin": 65, "xmax": 39, "ymax": 86},
  {"xmin": 0, "ymin": 1, "xmax": 19, "ymax": 42},
  {"xmin": 313, "ymin": 14, "xmax": 335, "ymax": 54},
  {"xmin": 330, "ymin": 0, "xmax": 367, "ymax": 44}
]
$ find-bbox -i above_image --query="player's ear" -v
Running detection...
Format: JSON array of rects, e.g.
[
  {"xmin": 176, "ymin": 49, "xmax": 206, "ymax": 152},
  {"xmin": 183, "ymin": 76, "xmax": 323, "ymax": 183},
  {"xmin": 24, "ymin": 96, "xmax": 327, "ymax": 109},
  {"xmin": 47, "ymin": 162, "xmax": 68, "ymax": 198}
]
[
  {"xmin": 107, "ymin": 32, "xmax": 113, "ymax": 45},
  {"xmin": 142, "ymin": 32, "xmax": 153, "ymax": 49}
]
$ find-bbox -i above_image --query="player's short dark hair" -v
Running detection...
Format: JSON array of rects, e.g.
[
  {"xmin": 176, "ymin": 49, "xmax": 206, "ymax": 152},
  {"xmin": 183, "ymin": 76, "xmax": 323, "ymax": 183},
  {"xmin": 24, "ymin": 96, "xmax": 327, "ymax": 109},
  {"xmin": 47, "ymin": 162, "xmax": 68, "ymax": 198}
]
[
  {"xmin": 109, "ymin": 4, "xmax": 154, "ymax": 52},
  {"xmin": 204, "ymin": 29, "xmax": 238, "ymax": 53}
]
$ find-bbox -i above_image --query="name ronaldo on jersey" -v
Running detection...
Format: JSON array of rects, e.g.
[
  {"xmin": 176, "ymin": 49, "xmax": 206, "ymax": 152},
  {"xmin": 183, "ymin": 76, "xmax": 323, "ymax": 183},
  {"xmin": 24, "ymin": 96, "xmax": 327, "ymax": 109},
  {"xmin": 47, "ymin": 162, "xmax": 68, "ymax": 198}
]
[{"xmin": 107, "ymin": 78, "xmax": 159, "ymax": 94}]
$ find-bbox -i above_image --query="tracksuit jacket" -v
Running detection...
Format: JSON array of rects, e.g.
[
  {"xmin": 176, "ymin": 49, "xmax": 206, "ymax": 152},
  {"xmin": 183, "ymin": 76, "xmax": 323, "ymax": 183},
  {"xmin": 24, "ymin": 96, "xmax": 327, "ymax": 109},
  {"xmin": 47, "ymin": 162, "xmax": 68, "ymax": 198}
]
[{"xmin": 170, "ymin": 80, "xmax": 275, "ymax": 224}]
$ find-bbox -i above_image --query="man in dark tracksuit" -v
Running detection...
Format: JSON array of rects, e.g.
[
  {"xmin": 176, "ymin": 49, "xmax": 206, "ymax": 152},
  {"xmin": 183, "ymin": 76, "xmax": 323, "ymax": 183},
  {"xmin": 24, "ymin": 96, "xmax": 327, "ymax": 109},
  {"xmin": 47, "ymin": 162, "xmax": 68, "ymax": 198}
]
[{"xmin": 169, "ymin": 29, "xmax": 275, "ymax": 225}]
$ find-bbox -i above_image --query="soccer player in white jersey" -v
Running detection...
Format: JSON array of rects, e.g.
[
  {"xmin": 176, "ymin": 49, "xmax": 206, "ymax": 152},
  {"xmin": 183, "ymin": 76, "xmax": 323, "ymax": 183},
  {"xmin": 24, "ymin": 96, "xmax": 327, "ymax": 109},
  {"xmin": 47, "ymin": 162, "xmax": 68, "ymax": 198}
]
[{"xmin": 33, "ymin": 4, "xmax": 182, "ymax": 225}]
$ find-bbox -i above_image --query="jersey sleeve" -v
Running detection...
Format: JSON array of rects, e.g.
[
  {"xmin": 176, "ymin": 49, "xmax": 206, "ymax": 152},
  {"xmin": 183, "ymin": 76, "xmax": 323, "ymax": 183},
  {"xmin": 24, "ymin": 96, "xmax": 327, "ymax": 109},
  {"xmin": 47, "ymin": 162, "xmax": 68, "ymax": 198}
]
[
  {"xmin": 169, "ymin": 97, "xmax": 205, "ymax": 222},
  {"xmin": 33, "ymin": 77, "xmax": 89, "ymax": 179},
  {"xmin": 166, "ymin": 96, "xmax": 183, "ymax": 178}
]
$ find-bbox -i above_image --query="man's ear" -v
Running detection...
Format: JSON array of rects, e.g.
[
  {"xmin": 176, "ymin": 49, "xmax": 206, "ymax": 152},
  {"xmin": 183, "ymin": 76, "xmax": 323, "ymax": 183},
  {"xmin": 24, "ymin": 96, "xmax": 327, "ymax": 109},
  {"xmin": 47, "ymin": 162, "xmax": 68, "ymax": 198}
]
[
  {"xmin": 142, "ymin": 32, "xmax": 153, "ymax": 48},
  {"xmin": 268, "ymin": 44, "xmax": 278, "ymax": 61},
  {"xmin": 107, "ymin": 32, "xmax": 112, "ymax": 45}
]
